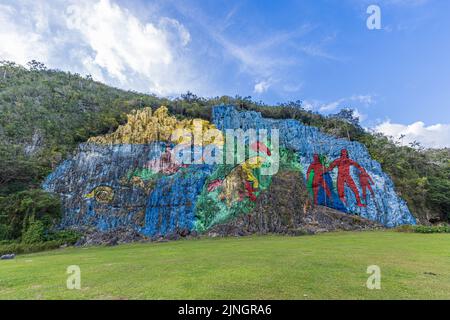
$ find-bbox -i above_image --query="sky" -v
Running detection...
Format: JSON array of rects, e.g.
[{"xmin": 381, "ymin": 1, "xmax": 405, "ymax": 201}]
[{"xmin": 0, "ymin": 0, "xmax": 449, "ymax": 148}]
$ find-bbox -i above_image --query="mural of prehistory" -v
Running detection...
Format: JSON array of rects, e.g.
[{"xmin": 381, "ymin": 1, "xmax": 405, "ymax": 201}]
[
  {"xmin": 212, "ymin": 106, "xmax": 416, "ymax": 227},
  {"xmin": 43, "ymin": 105, "xmax": 416, "ymax": 239}
]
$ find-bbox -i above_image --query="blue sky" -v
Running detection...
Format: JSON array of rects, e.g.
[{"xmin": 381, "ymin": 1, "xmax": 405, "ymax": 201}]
[{"xmin": 0, "ymin": 0, "xmax": 449, "ymax": 147}]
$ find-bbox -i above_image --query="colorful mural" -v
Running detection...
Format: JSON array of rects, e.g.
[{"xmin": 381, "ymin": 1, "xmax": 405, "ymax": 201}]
[
  {"xmin": 327, "ymin": 149, "xmax": 368, "ymax": 207},
  {"xmin": 306, "ymin": 154, "xmax": 331, "ymax": 205},
  {"xmin": 306, "ymin": 149, "xmax": 375, "ymax": 208},
  {"xmin": 43, "ymin": 105, "xmax": 416, "ymax": 237},
  {"xmin": 85, "ymin": 186, "xmax": 115, "ymax": 204},
  {"xmin": 194, "ymin": 146, "xmax": 302, "ymax": 232}
]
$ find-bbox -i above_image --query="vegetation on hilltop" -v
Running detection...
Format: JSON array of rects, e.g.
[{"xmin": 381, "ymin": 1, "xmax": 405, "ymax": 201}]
[{"xmin": 0, "ymin": 61, "xmax": 448, "ymax": 243}]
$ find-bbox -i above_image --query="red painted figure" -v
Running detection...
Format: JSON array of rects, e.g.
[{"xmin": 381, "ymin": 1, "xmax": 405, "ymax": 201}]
[
  {"xmin": 359, "ymin": 170, "xmax": 375, "ymax": 203},
  {"xmin": 250, "ymin": 141, "xmax": 272, "ymax": 156},
  {"xmin": 306, "ymin": 154, "xmax": 332, "ymax": 205},
  {"xmin": 327, "ymin": 149, "xmax": 366, "ymax": 207},
  {"xmin": 244, "ymin": 181, "xmax": 257, "ymax": 202}
]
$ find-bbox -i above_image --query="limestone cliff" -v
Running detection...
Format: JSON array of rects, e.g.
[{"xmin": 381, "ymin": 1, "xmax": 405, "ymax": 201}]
[
  {"xmin": 43, "ymin": 105, "xmax": 416, "ymax": 238},
  {"xmin": 212, "ymin": 106, "xmax": 416, "ymax": 227},
  {"xmin": 88, "ymin": 106, "xmax": 220, "ymax": 145}
]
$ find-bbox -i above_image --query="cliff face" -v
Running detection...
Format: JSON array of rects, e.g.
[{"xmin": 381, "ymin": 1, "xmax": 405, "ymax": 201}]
[
  {"xmin": 43, "ymin": 143, "xmax": 159, "ymax": 232},
  {"xmin": 212, "ymin": 106, "xmax": 416, "ymax": 227},
  {"xmin": 207, "ymin": 170, "xmax": 382, "ymax": 237},
  {"xmin": 43, "ymin": 105, "xmax": 415, "ymax": 238}
]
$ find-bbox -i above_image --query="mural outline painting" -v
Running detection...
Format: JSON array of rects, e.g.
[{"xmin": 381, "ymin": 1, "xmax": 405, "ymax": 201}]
[
  {"xmin": 327, "ymin": 149, "xmax": 368, "ymax": 207},
  {"xmin": 307, "ymin": 149, "xmax": 375, "ymax": 209},
  {"xmin": 306, "ymin": 154, "xmax": 332, "ymax": 205}
]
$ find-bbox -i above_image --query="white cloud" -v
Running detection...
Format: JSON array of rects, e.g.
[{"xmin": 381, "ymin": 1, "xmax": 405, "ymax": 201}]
[
  {"xmin": 254, "ymin": 80, "xmax": 272, "ymax": 94},
  {"xmin": 352, "ymin": 109, "xmax": 367, "ymax": 122},
  {"xmin": 65, "ymin": 0, "xmax": 181, "ymax": 89},
  {"xmin": 169, "ymin": 2, "xmax": 328, "ymax": 94},
  {"xmin": 0, "ymin": 4, "xmax": 49, "ymax": 65},
  {"xmin": 319, "ymin": 99, "xmax": 344, "ymax": 112},
  {"xmin": 209, "ymin": 28, "xmax": 303, "ymax": 80},
  {"xmin": 303, "ymin": 94, "xmax": 375, "ymax": 113},
  {"xmin": 301, "ymin": 100, "xmax": 316, "ymax": 111},
  {"xmin": 282, "ymin": 82, "xmax": 303, "ymax": 93},
  {"xmin": 374, "ymin": 121, "xmax": 450, "ymax": 148},
  {"xmin": 0, "ymin": 0, "xmax": 205, "ymax": 96},
  {"xmin": 350, "ymin": 94, "xmax": 375, "ymax": 106}
]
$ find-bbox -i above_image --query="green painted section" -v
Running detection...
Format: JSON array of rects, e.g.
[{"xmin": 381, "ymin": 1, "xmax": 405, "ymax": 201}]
[
  {"xmin": 307, "ymin": 169, "xmax": 315, "ymax": 198},
  {"xmin": 194, "ymin": 147, "xmax": 303, "ymax": 232}
]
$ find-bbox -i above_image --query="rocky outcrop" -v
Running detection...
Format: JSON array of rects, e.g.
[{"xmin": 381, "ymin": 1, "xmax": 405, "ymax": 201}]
[
  {"xmin": 212, "ymin": 106, "xmax": 416, "ymax": 227},
  {"xmin": 43, "ymin": 143, "xmax": 165, "ymax": 232},
  {"xmin": 0, "ymin": 254, "xmax": 15, "ymax": 260},
  {"xmin": 88, "ymin": 106, "xmax": 219, "ymax": 145},
  {"xmin": 207, "ymin": 170, "xmax": 382, "ymax": 237},
  {"xmin": 43, "ymin": 105, "xmax": 415, "ymax": 240},
  {"xmin": 74, "ymin": 227, "xmax": 147, "ymax": 246},
  {"xmin": 43, "ymin": 141, "xmax": 217, "ymax": 236},
  {"xmin": 141, "ymin": 164, "xmax": 215, "ymax": 236},
  {"xmin": 74, "ymin": 227, "xmax": 200, "ymax": 246}
]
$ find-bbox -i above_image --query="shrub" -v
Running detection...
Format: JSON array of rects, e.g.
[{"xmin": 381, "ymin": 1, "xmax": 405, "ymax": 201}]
[
  {"xmin": 46, "ymin": 230, "xmax": 81, "ymax": 245},
  {"xmin": 0, "ymin": 230, "xmax": 81, "ymax": 256},
  {"xmin": 395, "ymin": 225, "xmax": 415, "ymax": 233},
  {"xmin": 0, "ymin": 239, "xmax": 17, "ymax": 246},
  {"xmin": 0, "ymin": 223, "xmax": 12, "ymax": 241},
  {"xmin": 412, "ymin": 225, "xmax": 450, "ymax": 234},
  {"xmin": 0, "ymin": 240, "xmax": 65, "ymax": 256},
  {"xmin": 397, "ymin": 224, "xmax": 450, "ymax": 234},
  {"xmin": 21, "ymin": 219, "xmax": 45, "ymax": 244},
  {"xmin": 0, "ymin": 189, "xmax": 61, "ymax": 240}
]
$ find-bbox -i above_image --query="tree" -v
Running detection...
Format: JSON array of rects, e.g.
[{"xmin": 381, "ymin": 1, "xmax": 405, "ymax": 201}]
[
  {"xmin": 278, "ymin": 100, "xmax": 304, "ymax": 110},
  {"xmin": 27, "ymin": 60, "xmax": 47, "ymax": 71},
  {"xmin": 332, "ymin": 108, "xmax": 360, "ymax": 127},
  {"xmin": 0, "ymin": 189, "xmax": 61, "ymax": 239},
  {"xmin": 181, "ymin": 91, "xmax": 200, "ymax": 103}
]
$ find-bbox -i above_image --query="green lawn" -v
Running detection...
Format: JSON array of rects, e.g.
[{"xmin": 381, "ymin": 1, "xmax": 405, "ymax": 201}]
[{"xmin": 1, "ymin": 231, "xmax": 449, "ymax": 299}]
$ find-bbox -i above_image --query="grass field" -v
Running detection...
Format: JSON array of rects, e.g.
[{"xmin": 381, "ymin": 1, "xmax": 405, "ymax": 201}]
[{"xmin": 1, "ymin": 231, "xmax": 449, "ymax": 299}]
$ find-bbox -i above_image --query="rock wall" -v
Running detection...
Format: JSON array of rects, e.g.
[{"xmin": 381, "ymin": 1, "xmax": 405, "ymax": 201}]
[
  {"xmin": 207, "ymin": 170, "xmax": 382, "ymax": 237},
  {"xmin": 212, "ymin": 106, "xmax": 416, "ymax": 227},
  {"xmin": 43, "ymin": 105, "xmax": 415, "ymax": 238},
  {"xmin": 43, "ymin": 143, "xmax": 161, "ymax": 232}
]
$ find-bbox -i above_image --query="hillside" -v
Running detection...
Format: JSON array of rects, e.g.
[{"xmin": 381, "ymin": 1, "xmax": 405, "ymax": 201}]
[{"xmin": 0, "ymin": 61, "xmax": 449, "ymax": 243}]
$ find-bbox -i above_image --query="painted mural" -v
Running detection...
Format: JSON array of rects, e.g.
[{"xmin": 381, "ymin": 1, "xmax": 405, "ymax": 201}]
[
  {"xmin": 212, "ymin": 105, "xmax": 416, "ymax": 227},
  {"xmin": 306, "ymin": 149, "xmax": 375, "ymax": 209},
  {"xmin": 43, "ymin": 105, "xmax": 416, "ymax": 237}
]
